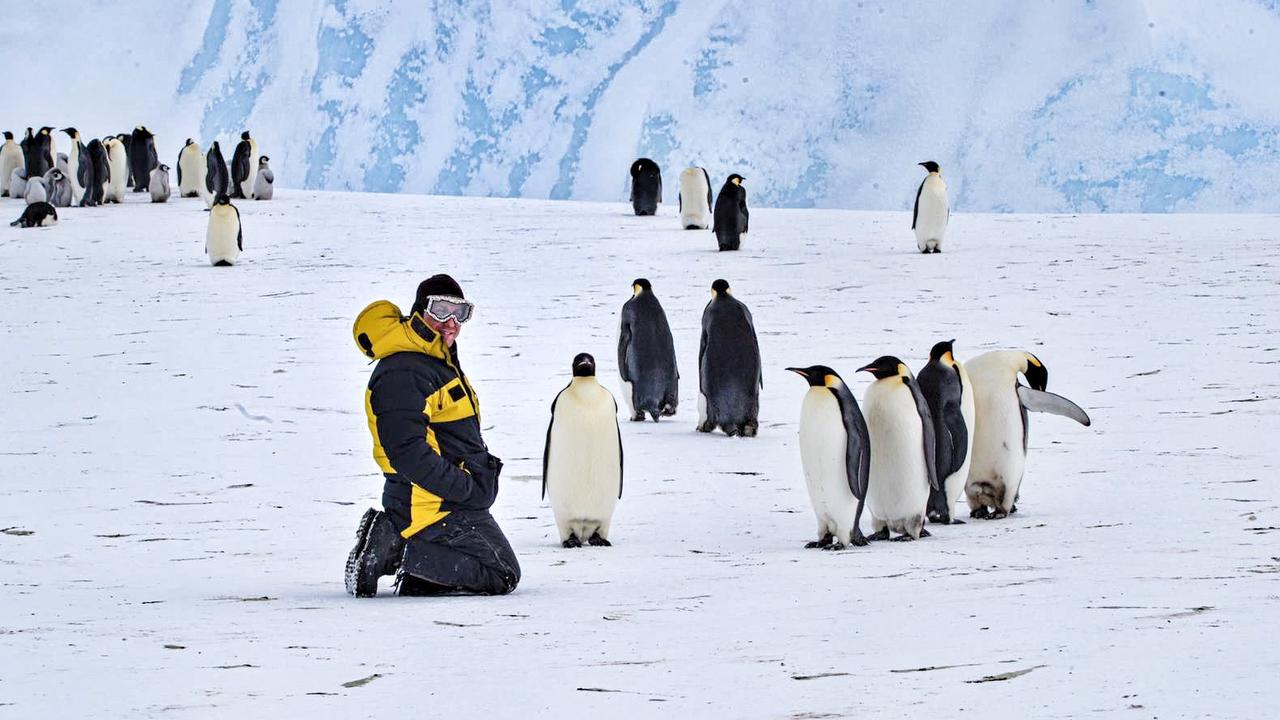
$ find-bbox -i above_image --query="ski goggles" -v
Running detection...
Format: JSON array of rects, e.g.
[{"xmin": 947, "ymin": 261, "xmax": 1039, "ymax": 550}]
[{"xmin": 420, "ymin": 295, "xmax": 475, "ymax": 324}]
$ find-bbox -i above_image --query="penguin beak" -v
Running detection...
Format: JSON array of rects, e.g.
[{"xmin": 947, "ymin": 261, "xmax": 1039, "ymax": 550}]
[
  {"xmin": 856, "ymin": 364, "xmax": 874, "ymax": 374},
  {"xmin": 785, "ymin": 367, "xmax": 805, "ymax": 376}
]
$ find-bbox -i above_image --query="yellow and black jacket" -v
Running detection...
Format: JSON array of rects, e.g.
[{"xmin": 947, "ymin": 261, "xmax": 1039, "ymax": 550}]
[{"xmin": 354, "ymin": 301, "xmax": 501, "ymax": 539}]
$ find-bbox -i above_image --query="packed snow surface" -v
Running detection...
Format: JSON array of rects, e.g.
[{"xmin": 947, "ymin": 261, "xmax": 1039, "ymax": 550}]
[{"xmin": 0, "ymin": 190, "xmax": 1277, "ymax": 717}]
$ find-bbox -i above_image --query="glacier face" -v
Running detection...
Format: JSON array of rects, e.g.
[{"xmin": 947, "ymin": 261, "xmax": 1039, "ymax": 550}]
[{"xmin": 3, "ymin": 0, "xmax": 1279, "ymax": 212}]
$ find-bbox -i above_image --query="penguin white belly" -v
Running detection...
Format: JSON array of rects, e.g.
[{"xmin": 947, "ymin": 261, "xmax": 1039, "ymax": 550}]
[
  {"xmin": 0, "ymin": 146, "xmax": 21, "ymax": 195},
  {"xmin": 244, "ymin": 138, "xmax": 259, "ymax": 198},
  {"xmin": 915, "ymin": 177, "xmax": 949, "ymax": 251},
  {"xmin": 179, "ymin": 149, "xmax": 206, "ymax": 197},
  {"xmin": 966, "ymin": 384, "xmax": 1025, "ymax": 513},
  {"xmin": 206, "ymin": 206, "xmax": 241, "ymax": 266},
  {"xmin": 67, "ymin": 144, "xmax": 84, "ymax": 201},
  {"xmin": 864, "ymin": 382, "xmax": 930, "ymax": 535},
  {"xmin": 945, "ymin": 361, "xmax": 978, "ymax": 518},
  {"xmin": 679, "ymin": 170, "xmax": 711, "ymax": 229},
  {"xmin": 546, "ymin": 383, "xmax": 621, "ymax": 543},
  {"xmin": 105, "ymin": 146, "xmax": 128, "ymax": 202},
  {"xmin": 798, "ymin": 389, "xmax": 857, "ymax": 541}
]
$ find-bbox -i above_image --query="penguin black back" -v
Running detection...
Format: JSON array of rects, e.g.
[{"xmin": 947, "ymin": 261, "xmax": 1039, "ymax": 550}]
[
  {"xmin": 713, "ymin": 174, "xmax": 748, "ymax": 251},
  {"xmin": 206, "ymin": 142, "xmax": 229, "ymax": 195},
  {"xmin": 629, "ymin": 158, "xmax": 662, "ymax": 216},
  {"xmin": 916, "ymin": 339, "xmax": 968, "ymax": 521},
  {"xmin": 129, "ymin": 126, "xmax": 156, "ymax": 192}
]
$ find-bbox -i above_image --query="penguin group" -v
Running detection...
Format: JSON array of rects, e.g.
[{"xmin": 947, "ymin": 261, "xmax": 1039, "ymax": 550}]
[
  {"xmin": 543, "ymin": 270, "xmax": 1091, "ymax": 550},
  {"xmin": 630, "ymin": 158, "xmax": 954, "ymax": 253},
  {"xmin": 3, "ymin": 123, "xmax": 273, "ymax": 267}
]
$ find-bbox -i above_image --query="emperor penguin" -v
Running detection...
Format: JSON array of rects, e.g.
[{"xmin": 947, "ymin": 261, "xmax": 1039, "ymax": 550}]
[
  {"xmin": 83, "ymin": 139, "xmax": 109, "ymax": 207},
  {"xmin": 858, "ymin": 356, "xmax": 939, "ymax": 541},
  {"xmin": 205, "ymin": 141, "xmax": 229, "ymax": 200},
  {"xmin": 231, "ymin": 131, "xmax": 257, "ymax": 199},
  {"xmin": 964, "ymin": 351, "xmax": 1091, "ymax": 519},
  {"xmin": 206, "ymin": 194, "xmax": 242, "ymax": 266},
  {"xmin": 629, "ymin": 158, "xmax": 661, "ymax": 216},
  {"xmin": 678, "ymin": 167, "xmax": 713, "ymax": 229},
  {"xmin": 10, "ymin": 202, "xmax": 57, "ymax": 228},
  {"xmin": 116, "ymin": 133, "xmax": 134, "ymax": 187},
  {"xmin": 697, "ymin": 279, "xmax": 762, "ymax": 437},
  {"xmin": 149, "ymin": 164, "xmax": 171, "ymax": 203},
  {"xmin": 913, "ymin": 161, "xmax": 948, "ymax": 253},
  {"xmin": 788, "ymin": 365, "xmax": 870, "ymax": 549},
  {"xmin": 1, "ymin": 132, "xmax": 23, "ymax": 196},
  {"xmin": 617, "ymin": 278, "xmax": 679, "ymax": 422},
  {"xmin": 27, "ymin": 127, "xmax": 54, "ymax": 179},
  {"xmin": 916, "ymin": 340, "xmax": 976, "ymax": 524},
  {"xmin": 252, "ymin": 156, "xmax": 273, "ymax": 200},
  {"xmin": 60, "ymin": 128, "xmax": 86, "ymax": 202},
  {"xmin": 129, "ymin": 126, "xmax": 157, "ymax": 192},
  {"xmin": 103, "ymin": 136, "xmax": 128, "ymax": 203},
  {"xmin": 713, "ymin": 174, "xmax": 749, "ymax": 251},
  {"xmin": 24, "ymin": 176, "xmax": 47, "ymax": 205},
  {"xmin": 177, "ymin": 138, "xmax": 206, "ymax": 198},
  {"xmin": 9, "ymin": 168, "xmax": 28, "ymax": 200},
  {"xmin": 45, "ymin": 169, "xmax": 72, "ymax": 208},
  {"xmin": 542, "ymin": 353, "xmax": 624, "ymax": 548}
]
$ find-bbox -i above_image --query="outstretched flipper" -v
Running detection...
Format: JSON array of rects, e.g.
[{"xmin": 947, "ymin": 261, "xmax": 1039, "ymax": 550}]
[{"xmin": 1017, "ymin": 386, "xmax": 1091, "ymax": 426}]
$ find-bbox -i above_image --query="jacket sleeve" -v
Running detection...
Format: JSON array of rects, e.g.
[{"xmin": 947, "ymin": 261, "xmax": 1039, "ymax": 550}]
[{"xmin": 368, "ymin": 369, "xmax": 478, "ymax": 504}]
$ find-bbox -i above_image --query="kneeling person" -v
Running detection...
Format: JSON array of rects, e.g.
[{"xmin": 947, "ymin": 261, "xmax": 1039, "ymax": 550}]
[{"xmin": 346, "ymin": 274, "xmax": 521, "ymax": 596}]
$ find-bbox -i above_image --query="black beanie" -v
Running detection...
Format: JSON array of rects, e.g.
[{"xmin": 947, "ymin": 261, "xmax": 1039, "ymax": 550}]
[{"xmin": 413, "ymin": 274, "xmax": 464, "ymax": 313}]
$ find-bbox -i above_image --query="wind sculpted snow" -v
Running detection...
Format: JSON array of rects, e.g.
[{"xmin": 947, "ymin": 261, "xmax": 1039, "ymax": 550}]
[{"xmin": 0, "ymin": 191, "xmax": 1277, "ymax": 716}]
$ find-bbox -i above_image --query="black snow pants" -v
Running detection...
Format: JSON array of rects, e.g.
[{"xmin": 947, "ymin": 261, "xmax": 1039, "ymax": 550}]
[{"xmin": 399, "ymin": 510, "xmax": 521, "ymax": 595}]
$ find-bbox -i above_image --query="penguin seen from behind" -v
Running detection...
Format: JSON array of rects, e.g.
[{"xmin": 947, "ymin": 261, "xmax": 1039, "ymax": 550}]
[{"xmin": 713, "ymin": 173, "xmax": 749, "ymax": 251}]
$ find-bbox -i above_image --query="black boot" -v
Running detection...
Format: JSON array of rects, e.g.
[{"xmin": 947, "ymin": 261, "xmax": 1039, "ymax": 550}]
[{"xmin": 344, "ymin": 508, "xmax": 404, "ymax": 597}]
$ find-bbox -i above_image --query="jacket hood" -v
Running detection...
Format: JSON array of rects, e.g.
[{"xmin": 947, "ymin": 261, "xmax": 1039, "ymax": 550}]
[{"xmin": 353, "ymin": 300, "xmax": 449, "ymax": 361}]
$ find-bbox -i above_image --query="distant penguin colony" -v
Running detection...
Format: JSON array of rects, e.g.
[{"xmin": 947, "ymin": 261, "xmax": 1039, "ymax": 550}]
[
  {"xmin": 713, "ymin": 173, "xmax": 749, "ymax": 251},
  {"xmin": 678, "ymin": 167, "xmax": 713, "ymax": 230},
  {"xmin": 697, "ymin": 279, "xmax": 762, "ymax": 437},
  {"xmin": 542, "ymin": 353, "xmax": 624, "ymax": 548},
  {"xmin": 629, "ymin": 158, "xmax": 662, "ymax": 216},
  {"xmin": 617, "ymin": 279, "xmax": 679, "ymax": 422}
]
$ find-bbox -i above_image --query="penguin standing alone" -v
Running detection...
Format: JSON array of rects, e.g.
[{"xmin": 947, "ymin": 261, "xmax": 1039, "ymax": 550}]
[
  {"xmin": 1, "ymin": 132, "xmax": 24, "ymax": 196},
  {"xmin": 917, "ymin": 340, "xmax": 976, "ymax": 524},
  {"xmin": 678, "ymin": 167, "xmax": 713, "ymax": 230},
  {"xmin": 103, "ymin": 137, "xmax": 128, "ymax": 203},
  {"xmin": 206, "ymin": 194, "xmax": 242, "ymax": 266},
  {"xmin": 617, "ymin": 279, "xmax": 679, "ymax": 422},
  {"xmin": 964, "ymin": 351, "xmax": 1091, "ymax": 519},
  {"xmin": 150, "ymin": 164, "xmax": 171, "ymax": 202},
  {"xmin": 205, "ymin": 141, "xmax": 229, "ymax": 200},
  {"xmin": 177, "ymin": 139, "xmax": 206, "ymax": 198},
  {"xmin": 713, "ymin": 174, "xmax": 749, "ymax": 251},
  {"xmin": 629, "ymin": 158, "xmax": 661, "ymax": 216},
  {"xmin": 542, "ymin": 353, "xmax": 623, "ymax": 548},
  {"xmin": 913, "ymin": 161, "xmax": 948, "ymax": 253},
  {"xmin": 858, "ymin": 356, "xmax": 939, "ymax": 541},
  {"xmin": 252, "ymin": 156, "xmax": 273, "ymax": 200},
  {"xmin": 129, "ymin": 126, "xmax": 157, "ymax": 192},
  {"xmin": 697, "ymin": 279, "xmax": 762, "ymax": 437},
  {"xmin": 789, "ymin": 366, "xmax": 870, "ymax": 549}
]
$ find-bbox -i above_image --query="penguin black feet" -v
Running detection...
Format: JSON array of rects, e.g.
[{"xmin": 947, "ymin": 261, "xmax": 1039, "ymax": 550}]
[
  {"xmin": 866, "ymin": 528, "xmax": 890, "ymax": 542},
  {"xmin": 969, "ymin": 506, "xmax": 991, "ymax": 520},
  {"xmin": 1009, "ymin": 504, "xmax": 1019, "ymax": 514},
  {"xmin": 822, "ymin": 542, "xmax": 846, "ymax": 551},
  {"xmin": 918, "ymin": 528, "xmax": 932, "ymax": 538},
  {"xmin": 562, "ymin": 535, "xmax": 582, "ymax": 549},
  {"xmin": 587, "ymin": 532, "xmax": 611, "ymax": 547},
  {"xmin": 805, "ymin": 533, "xmax": 834, "ymax": 549},
  {"xmin": 741, "ymin": 421, "xmax": 758, "ymax": 438},
  {"xmin": 849, "ymin": 530, "xmax": 869, "ymax": 547},
  {"xmin": 950, "ymin": 519, "xmax": 966, "ymax": 525},
  {"xmin": 660, "ymin": 404, "xmax": 677, "ymax": 417},
  {"xmin": 890, "ymin": 534, "xmax": 917, "ymax": 542},
  {"xmin": 630, "ymin": 412, "xmax": 646, "ymax": 422},
  {"xmin": 991, "ymin": 509, "xmax": 1009, "ymax": 520},
  {"xmin": 648, "ymin": 411, "xmax": 661, "ymax": 423},
  {"xmin": 927, "ymin": 510, "xmax": 951, "ymax": 525}
]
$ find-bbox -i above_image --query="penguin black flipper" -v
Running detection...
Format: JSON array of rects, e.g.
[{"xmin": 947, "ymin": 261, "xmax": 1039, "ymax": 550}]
[
  {"xmin": 1017, "ymin": 386, "xmax": 1091, "ymax": 426},
  {"xmin": 744, "ymin": 305, "xmax": 763, "ymax": 389},
  {"xmin": 906, "ymin": 376, "xmax": 940, "ymax": 491},
  {"xmin": 231, "ymin": 140, "xmax": 250, "ymax": 198},
  {"xmin": 614, "ymin": 397, "xmax": 624, "ymax": 498},
  {"xmin": 739, "ymin": 187, "xmax": 749, "ymax": 234},
  {"xmin": 75, "ymin": 143, "xmax": 90, "ymax": 192},
  {"xmin": 912, "ymin": 178, "xmax": 924, "ymax": 229},
  {"xmin": 617, "ymin": 313, "xmax": 633, "ymax": 383},
  {"xmin": 541, "ymin": 385, "xmax": 567, "ymax": 500},
  {"xmin": 233, "ymin": 204, "xmax": 243, "ymax": 251},
  {"xmin": 176, "ymin": 150, "xmax": 182, "ymax": 186},
  {"xmin": 702, "ymin": 168, "xmax": 712, "ymax": 211},
  {"xmin": 832, "ymin": 382, "xmax": 871, "ymax": 501}
]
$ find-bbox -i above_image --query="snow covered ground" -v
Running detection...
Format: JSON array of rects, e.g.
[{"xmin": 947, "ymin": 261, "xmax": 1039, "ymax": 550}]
[{"xmin": 0, "ymin": 190, "xmax": 1276, "ymax": 717}]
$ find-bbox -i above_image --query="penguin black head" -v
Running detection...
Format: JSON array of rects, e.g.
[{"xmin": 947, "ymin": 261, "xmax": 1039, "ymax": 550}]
[
  {"xmin": 2, "ymin": 132, "xmax": 11, "ymax": 140},
  {"xmin": 1024, "ymin": 352, "xmax": 1048, "ymax": 391},
  {"xmin": 158, "ymin": 164, "xmax": 170, "ymax": 172},
  {"xmin": 631, "ymin": 278, "xmax": 652, "ymax": 294},
  {"xmin": 858, "ymin": 355, "xmax": 908, "ymax": 380},
  {"xmin": 787, "ymin": 365, "xmax": 842, "ymax": 388},
  {"xmin": 241, "ymin": 131, "xmax": 251, "ymax": 140},
  {"xmin": 919, "ymin": 161, "xmax": 941, "ymax": 173},
  {"xmin": 572, "ymin": 352, "xmax": 596, "ymax": 377},
  {"xmin": 259, "ymin": 156, "xmax": 270, "ymax": 165},
  {"xmin": 213, "ymin": 193, "xmax": 232, "ymax": 206},
  {"xmin": 929, "ymin": 339, "xmax": 956, "ymax": 363},
  {"xmin": 711, "ymin": 278, "xmax": 730, "ymax": 295},
  {"xmin": 50, "ymin": 170, "xmax": 63, "ymax": 180},
  {"xmin": 211, "ymin": 141, "xmax": 220, "ymax": 150},
  {"xmin": 39, "ymin": 127, "xmax": 52, "ymax": 135},
  {"xmin": 727, "ymin": 173, "xmax": 744, "ymax": 185},
  {"xmin": 60, "ymin": 127, "xmax": 77, "ymax": 136},
  {"xmin": 184, "ymin": 138, "xmax": 194, "ymax": 146}
]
